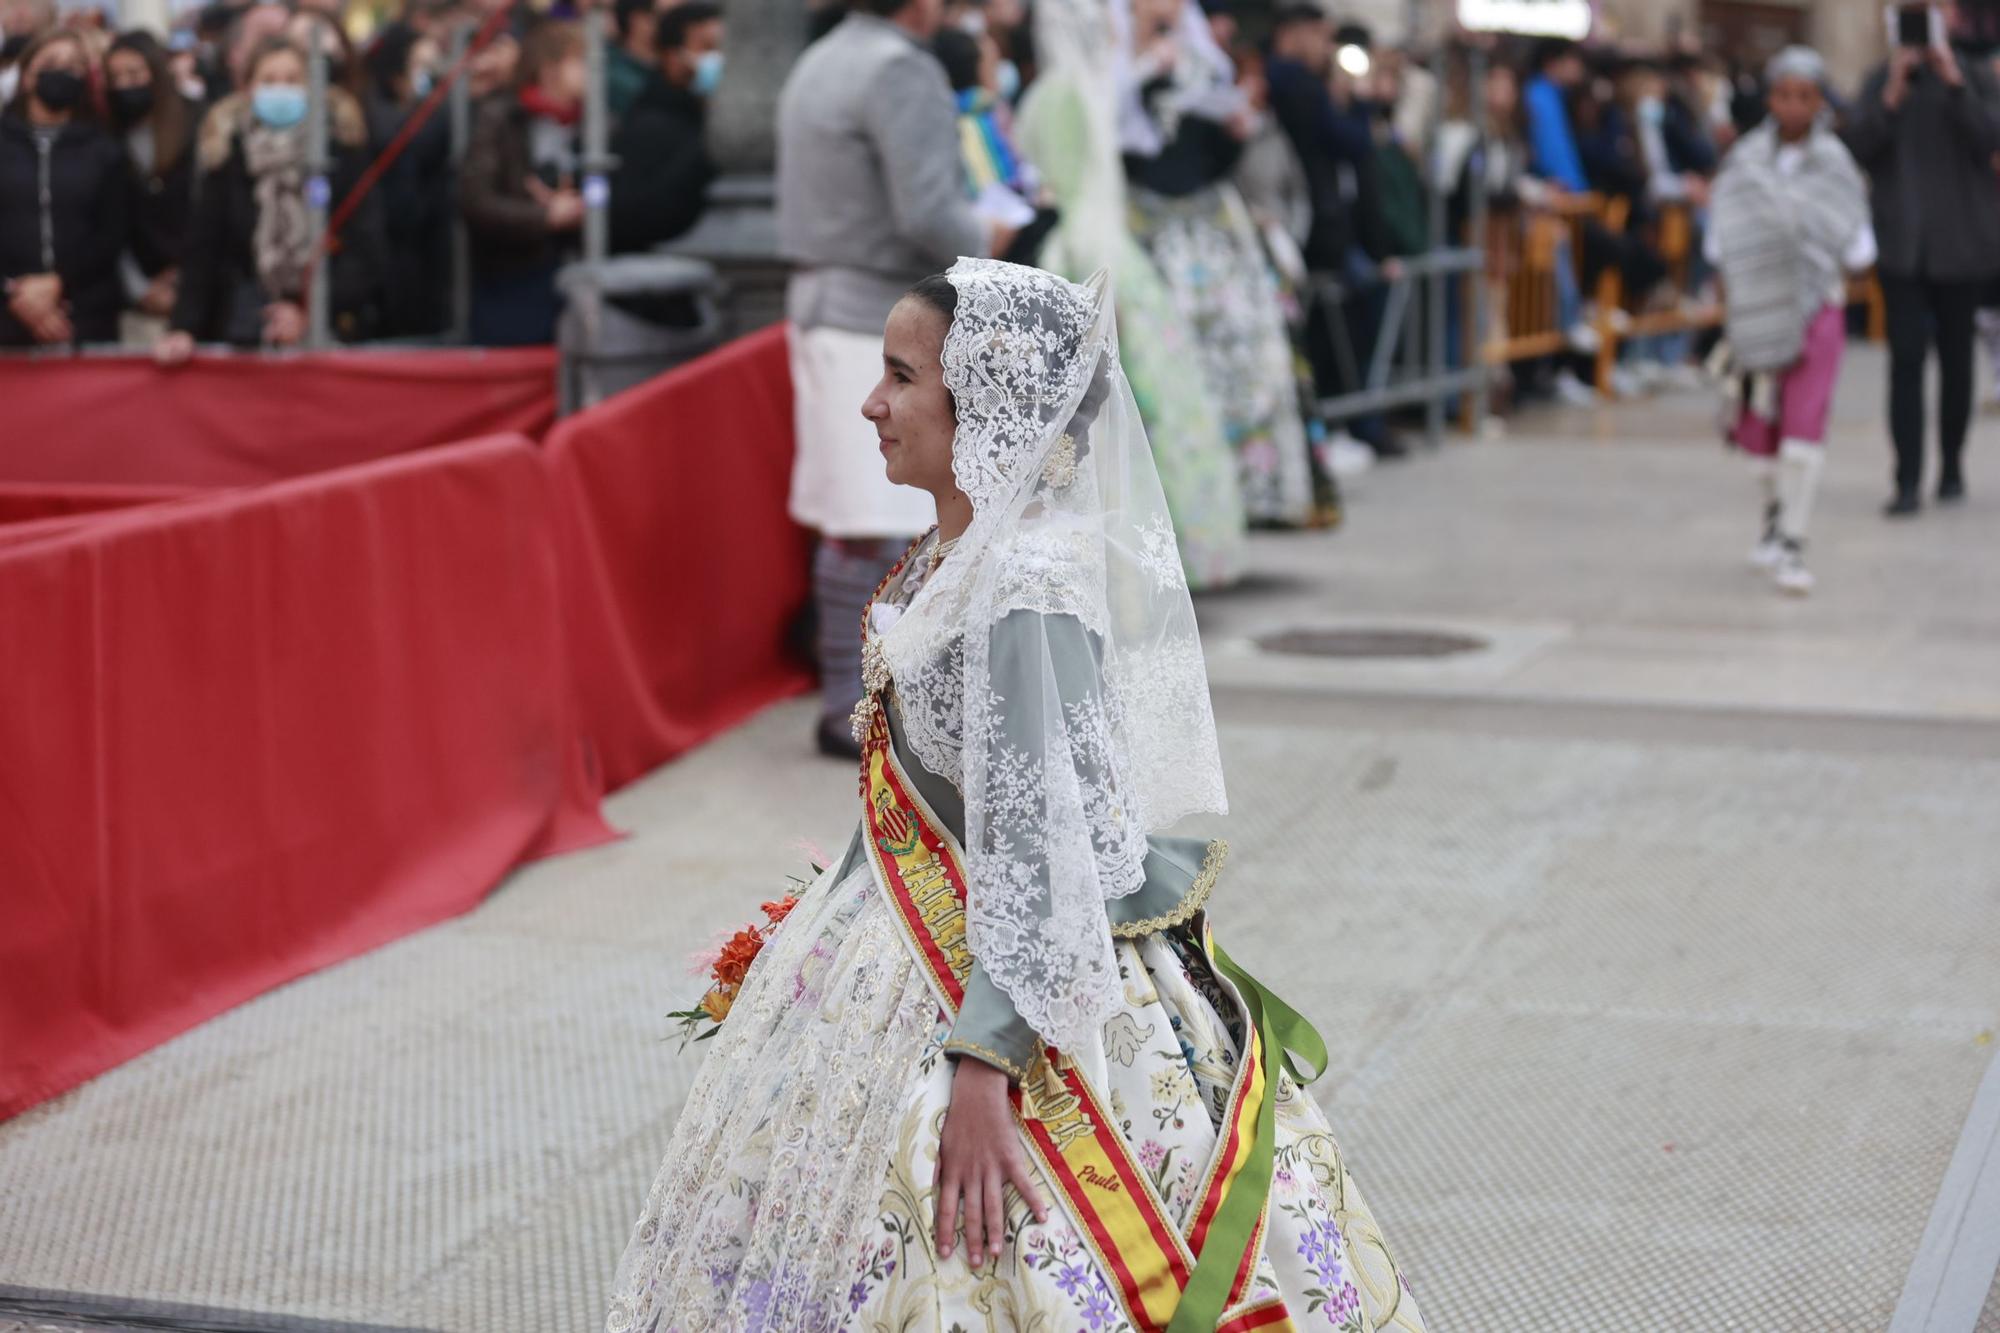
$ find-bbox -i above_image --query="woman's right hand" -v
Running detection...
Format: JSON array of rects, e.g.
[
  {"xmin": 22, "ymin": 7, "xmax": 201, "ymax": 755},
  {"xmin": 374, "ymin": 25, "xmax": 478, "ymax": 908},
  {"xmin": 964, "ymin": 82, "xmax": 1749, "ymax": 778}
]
[
  {"xmin": 153, "ymin": 330, "xmax": 196, "ymax": 366},
  {"xmin": 934, "ymin": 1057, "xmax": 1048, "ymax": 1268}
]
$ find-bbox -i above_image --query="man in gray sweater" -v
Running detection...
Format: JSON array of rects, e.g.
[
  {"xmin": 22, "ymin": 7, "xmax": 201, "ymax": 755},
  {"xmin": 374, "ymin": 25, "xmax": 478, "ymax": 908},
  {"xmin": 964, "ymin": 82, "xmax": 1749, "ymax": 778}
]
[
  {"xmin": 1846, "ymin": 15, "xmax": 2000, "ymax": 514},
  {"xmin": 776, "ymin": 0, "xmax": 998, "ymax": 757}
]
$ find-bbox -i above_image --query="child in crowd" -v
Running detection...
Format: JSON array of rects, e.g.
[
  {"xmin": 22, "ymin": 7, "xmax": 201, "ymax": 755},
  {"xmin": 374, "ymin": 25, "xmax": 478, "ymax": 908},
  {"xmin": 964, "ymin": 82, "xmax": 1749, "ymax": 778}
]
[{"xmin": 1707, "ymin": 45, "xmax": 1873, "ymax": 596}]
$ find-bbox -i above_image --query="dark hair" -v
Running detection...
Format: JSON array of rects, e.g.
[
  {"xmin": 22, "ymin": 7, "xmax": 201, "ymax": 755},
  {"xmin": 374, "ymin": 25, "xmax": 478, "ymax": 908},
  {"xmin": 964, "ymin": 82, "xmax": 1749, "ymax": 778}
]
[
  {"xmin": 614, "ymin": 0, "xmax": 651, "ymax": 39},
  {"xmin": 108, "ymin": 30, "xmax": 192, "ymax": 172},
  {"xmin": 932, "ymin": 27, "xmax": 980, "ymax": 94},
  {"xmin": 1532, "ymin": 37, "xmax": 1579, "ymax": 70},
  {"xmin": 905, "ymin": 273, "xmax": 959, "ymax": 325},
  {"xmin": 1270, "ymin": 3, "xmax": 1327, "ymax": 34},
  {"xmin": 854, "ymin": 0, "xmax": 906, "ymax": 19},
  {"xmin": 362, "ymin": 19, "xmax": 420, "ymax": 98},
  {"xmin": 4, "ymin": 30, "xmax": 100, "ymax": 123},
  {"xmin": 656, "ymin": 1, "xmax": 721, "ymax": 51}
]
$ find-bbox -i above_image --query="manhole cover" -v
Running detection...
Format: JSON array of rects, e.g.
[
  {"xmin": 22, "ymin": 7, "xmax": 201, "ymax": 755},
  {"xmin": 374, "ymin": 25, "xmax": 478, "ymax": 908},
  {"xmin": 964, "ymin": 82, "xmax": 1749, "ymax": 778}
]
[{"xmin": 1254, "ymin": 628, "xmax": 1488, "ymax": 659}]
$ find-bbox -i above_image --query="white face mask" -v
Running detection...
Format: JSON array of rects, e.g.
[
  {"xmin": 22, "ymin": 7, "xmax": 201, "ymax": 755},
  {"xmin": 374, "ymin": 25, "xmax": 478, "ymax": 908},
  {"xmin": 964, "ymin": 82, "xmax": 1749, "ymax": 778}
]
[{"xmin": 0, "ymin": 65, "xmax": 19, "ymax": 106}]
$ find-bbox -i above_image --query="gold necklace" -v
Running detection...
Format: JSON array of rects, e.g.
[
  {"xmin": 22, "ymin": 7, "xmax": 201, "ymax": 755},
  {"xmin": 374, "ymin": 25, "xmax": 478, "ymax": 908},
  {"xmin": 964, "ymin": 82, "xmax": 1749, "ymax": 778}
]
[{"xmin": 929, "ymin": 535, "xmax": 961, "ymax": 571}]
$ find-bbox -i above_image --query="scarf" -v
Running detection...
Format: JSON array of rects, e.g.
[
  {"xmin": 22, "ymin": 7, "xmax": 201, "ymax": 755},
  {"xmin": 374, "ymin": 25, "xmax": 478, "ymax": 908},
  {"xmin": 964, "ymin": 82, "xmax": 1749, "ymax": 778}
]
[
  {"xmin": 1712, "ymin": 121, "xmax": 1868, "ymax": 372},
  {"xmin": 242, "ymin": 122, "xmax": 313, "ymax": 303},
  {"xmin": 517, "ymin": 84, "xmax": 580, "ymax": 126},
  {"xmin": 956, "ymin": 89, "xmax": 1025, "ymax": 194}
]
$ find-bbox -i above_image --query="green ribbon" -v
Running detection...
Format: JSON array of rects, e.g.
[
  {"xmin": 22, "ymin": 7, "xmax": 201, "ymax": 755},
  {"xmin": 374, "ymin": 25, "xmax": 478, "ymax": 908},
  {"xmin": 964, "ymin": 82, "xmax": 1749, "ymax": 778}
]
[{"xmin": 1163, "ymin": 944, "xmax": 1329, "ymax": 1333}]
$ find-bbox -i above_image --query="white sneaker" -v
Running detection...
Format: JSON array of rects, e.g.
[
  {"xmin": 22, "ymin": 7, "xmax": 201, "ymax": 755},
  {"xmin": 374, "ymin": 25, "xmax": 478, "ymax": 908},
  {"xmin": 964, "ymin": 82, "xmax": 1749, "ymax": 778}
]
[
  {"xmin": 1749, "ymin": 535, "xmax": 1785, "ymax": 570},
  {"xmin": 1325, "ymin": 433, "xmax": 1375, "ymax": 478},
  {"xmin": 1608, "ymin": 366, "xmax": 1647, "ymax": 399},
  {"xmin": 1659, "ymin": 364, "xmax": 1706, "ymax": 394},
  {"xmin": 1554, "ymin": 370, "xmax": 1598, "ymax": 407},
  {"xmin": 1772, "ymin": 541, "xmax": 1814, "ymax": 596}
]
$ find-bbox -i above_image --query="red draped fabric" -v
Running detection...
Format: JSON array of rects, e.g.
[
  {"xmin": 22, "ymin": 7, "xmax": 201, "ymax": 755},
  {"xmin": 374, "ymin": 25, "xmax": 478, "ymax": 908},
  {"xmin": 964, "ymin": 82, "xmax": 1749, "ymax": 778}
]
[
  {"xmin": 547, "ymin": 324, "xmax": 816, "ymax": 792},
  {"xmin": 0, "ymin": 481, "xmax": 201, "ymax": 525},
  {"xmin": 0, "ymin": 436, "xmax": 612, "ymax": 1118},
  {"xmin": 0, "ymin": 348, "xmax": 558, "ymax": 488},
  {"xmin": 0, "ymin": 331, "xmax": 814, "ymax": 1119}
]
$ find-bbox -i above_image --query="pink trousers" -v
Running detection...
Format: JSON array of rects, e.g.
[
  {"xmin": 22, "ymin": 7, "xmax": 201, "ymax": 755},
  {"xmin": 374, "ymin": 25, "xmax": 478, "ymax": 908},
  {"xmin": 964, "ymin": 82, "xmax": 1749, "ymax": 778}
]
[{"xmin": 1733, "ymin": 304, "xmax": 1846, "ymax": 455}]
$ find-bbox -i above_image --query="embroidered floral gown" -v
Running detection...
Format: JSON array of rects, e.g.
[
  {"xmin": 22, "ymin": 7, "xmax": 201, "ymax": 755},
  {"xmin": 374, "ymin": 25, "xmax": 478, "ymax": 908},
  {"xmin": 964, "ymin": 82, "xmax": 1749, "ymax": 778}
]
[
  {"xmin": 604, "ymin": 533, "xmax": 1427, "ymax": 1333},
  {"xmin": 1127, "ymin": 180, "xmax": 1319, "ymax": 529},
  {"xmin": 1015, "ymin": 65, "xmax": 1249, "ymax": 589}
]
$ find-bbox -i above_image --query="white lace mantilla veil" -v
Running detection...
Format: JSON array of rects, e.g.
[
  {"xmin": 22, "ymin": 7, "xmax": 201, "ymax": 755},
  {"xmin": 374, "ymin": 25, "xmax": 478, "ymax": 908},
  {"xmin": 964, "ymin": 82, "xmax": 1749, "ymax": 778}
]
[{"xmin": 877, "ymin": 257, "xmax": 1226, "ymax": 1053}]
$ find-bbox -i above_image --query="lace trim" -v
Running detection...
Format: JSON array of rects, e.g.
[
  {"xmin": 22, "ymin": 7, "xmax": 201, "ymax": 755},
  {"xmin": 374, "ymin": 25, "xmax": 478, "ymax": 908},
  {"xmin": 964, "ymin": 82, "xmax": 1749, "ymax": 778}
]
[
  {"xmin": 943, "ymin": 1039, "xmax": 1033, "ymax": 1083},
  {"xmin": 1110, "ymin": 839, "xmax": 1227, "ymax": 939}
]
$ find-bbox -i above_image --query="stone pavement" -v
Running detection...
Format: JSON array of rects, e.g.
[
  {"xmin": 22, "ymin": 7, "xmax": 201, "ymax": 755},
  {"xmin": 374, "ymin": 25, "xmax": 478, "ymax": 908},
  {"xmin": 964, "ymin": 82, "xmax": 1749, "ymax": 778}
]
[{"xmin": 2, "ymin": 346, "xmax": 1996, "ymax": 1332}]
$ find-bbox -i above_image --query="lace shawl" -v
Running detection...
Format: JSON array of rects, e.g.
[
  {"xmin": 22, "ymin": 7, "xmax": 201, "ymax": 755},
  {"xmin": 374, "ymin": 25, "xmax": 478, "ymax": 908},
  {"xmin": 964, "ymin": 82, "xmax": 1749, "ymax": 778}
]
[{"xmin": 873, "ymin": 259, "xmax": 1225, "ymax": 1052}]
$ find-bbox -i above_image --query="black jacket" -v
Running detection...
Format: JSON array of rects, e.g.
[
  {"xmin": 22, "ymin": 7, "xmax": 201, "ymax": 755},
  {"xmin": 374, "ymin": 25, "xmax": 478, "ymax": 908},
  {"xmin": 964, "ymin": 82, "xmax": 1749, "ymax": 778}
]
[
  {"xmin": 0, "ymin": 115, "xmax": 132, "ymax": 346},
  {"xmin": 608, "ymin": 72, "xmax": 714, "ymax": 254},
  {"xmin": 1845, "ymin": 56, "xmax": 2000, "ymax": 282},
  {"xmin": 125, "ymin": 99, "xmax": 201, "ymax": 278},
  {"xmin": 365, "ymin": 89, "xmax": 454, "ymax": 336},
  {"xmin": 1122, "ymin": 75, "xmax": 1242, "ymax": 199},
  {"xmin": 1263, "ymin": 57, "xmax": 1391, "ymax": 269},
  {"xmin": 172, "ymin": 93, "xmax": 386, "ymax": 344}
]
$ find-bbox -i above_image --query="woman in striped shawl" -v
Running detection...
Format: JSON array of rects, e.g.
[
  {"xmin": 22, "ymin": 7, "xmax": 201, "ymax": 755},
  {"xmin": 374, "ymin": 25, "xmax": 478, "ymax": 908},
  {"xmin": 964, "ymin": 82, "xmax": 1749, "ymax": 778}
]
[{"xmin": 1706, "ymin": 45, "xmax": 1875, "ymax": 597}]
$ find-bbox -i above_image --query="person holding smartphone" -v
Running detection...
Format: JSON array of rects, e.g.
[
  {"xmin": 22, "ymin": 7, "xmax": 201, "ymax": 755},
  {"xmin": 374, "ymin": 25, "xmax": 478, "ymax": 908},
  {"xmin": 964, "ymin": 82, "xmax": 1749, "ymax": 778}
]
[{"xmin": 1845, "ymin": 2, "xmax": 2000, "ymax": 515}]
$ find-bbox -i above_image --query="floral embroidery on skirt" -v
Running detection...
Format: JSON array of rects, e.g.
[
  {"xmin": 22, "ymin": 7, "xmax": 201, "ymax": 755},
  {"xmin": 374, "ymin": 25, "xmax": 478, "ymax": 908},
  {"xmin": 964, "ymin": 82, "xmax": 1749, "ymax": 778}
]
[{"xmin": 605, "ymin": 860, "xmax": 1427, "ymax": 1333}]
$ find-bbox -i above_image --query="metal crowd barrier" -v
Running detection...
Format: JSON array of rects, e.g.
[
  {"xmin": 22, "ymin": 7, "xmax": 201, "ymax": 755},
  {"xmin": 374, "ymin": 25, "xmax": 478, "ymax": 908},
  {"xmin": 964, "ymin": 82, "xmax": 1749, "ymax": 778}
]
[{"xmin": 1311, "ymin": 47, "xmax": 1496, "ymax": 444}]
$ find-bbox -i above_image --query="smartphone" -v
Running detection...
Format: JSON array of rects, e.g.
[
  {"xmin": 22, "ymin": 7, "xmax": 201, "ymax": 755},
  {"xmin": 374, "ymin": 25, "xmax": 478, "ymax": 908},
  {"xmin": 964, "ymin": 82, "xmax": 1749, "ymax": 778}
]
[{"xmin": 1888, "ymin": 3, "xmax": 1944, "ymax": 49}]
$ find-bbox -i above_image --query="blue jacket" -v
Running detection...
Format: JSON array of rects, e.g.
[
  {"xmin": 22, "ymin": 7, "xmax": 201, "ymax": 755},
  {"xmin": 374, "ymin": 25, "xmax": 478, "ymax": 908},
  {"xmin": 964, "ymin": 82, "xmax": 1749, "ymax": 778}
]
[{"xmin": 1524, "ymin": 75, "xmax": 1587, "ymax": 193}]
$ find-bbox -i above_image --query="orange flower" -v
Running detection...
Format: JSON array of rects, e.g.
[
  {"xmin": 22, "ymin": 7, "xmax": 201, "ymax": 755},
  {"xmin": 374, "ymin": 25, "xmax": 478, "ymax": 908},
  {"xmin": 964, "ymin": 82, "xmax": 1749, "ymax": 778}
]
[
  {"xmin": 699, "ymin": 985, "xmax": 736, "ymax": 1024},
  {"xmin": 712, "ymin": 926, "xmax": 764, "ymax": 989},
  {"xmin": 760, "ymin": 895, "xmax": 801, "ymax": 928}
]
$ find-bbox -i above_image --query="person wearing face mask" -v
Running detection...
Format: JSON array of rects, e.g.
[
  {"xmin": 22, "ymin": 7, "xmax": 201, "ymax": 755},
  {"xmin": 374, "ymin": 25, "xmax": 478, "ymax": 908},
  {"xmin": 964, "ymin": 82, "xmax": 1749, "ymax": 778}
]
[
  {"xmin": 2, "ymin": 29, "xmax": 133, "ymax": 346},
  {"xmin": 104, "ymin": 31, "xmax": 197, "ymax": 342},
  {"xmin": 607, "ymin": 0, "xmax": 720, "ymax": 254},
  {"xmin": 155, "ymin": 35, "xmax": 384, "ymax": 361},
  {"xmin": 361, "ymin": 20, "xmax": 451, "ymax": 336}
]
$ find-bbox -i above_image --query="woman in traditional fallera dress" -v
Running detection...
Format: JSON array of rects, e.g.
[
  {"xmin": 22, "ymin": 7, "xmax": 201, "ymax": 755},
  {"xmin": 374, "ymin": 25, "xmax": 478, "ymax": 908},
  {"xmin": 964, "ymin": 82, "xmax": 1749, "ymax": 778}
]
[{"xmin": 605, "ymin": 259, "xmax": 1427, "ymax": 1333}]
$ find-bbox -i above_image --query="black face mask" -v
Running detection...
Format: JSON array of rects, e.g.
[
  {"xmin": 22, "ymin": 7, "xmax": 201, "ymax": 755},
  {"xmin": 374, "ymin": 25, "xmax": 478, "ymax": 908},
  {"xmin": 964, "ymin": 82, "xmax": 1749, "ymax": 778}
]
[
  {"xmin": 110, "ymin": 83, "xmax": 156, "ymax": 123},
  {"xmin": 34, "ymin": 68, "xmax": 86, "ymax": 111}
]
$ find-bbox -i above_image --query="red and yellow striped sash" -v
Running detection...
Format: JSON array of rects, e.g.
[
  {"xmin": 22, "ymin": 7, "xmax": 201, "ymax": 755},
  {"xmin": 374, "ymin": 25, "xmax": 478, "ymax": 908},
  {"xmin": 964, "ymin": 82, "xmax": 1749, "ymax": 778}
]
[{"xmin": 860, "ymin": 708, "xmax": 1295, "ymax": 1333}]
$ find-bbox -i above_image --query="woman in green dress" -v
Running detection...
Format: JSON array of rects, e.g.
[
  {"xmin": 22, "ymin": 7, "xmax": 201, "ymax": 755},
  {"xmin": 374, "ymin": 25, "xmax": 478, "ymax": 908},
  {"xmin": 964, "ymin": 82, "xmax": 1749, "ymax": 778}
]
[
  {"xmin": 1113, "ymin": 0, "xmax": 1317, "ymax": 528},
  {"xmin": 1013, "ymin": 0, "xmax": 1247, "ymax": 589}
]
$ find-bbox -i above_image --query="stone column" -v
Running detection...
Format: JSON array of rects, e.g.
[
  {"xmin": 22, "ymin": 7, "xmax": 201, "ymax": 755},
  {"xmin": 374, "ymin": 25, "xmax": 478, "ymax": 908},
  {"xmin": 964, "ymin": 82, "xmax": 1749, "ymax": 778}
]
[
  {"xmin": 1596, "ymin": 0, "xmax": 1698, "ymax": 46},
  {"xmin": 1813, "ymin": 0, "xmax": 1884, "ymax": 94},
  {"xmin": 662, "ymin": 0, "xmax": 810, "ymax": 334},
  {"xmin": 119, "ymin": 0, "xmax": 172, "ymax": 38}
]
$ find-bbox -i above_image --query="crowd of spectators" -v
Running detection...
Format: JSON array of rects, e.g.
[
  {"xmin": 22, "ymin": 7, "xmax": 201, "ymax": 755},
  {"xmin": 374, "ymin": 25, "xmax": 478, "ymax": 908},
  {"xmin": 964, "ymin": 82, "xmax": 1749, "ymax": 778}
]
[
  {"xmin": 0, "ymin": 0, "xmax": 724, "ymax": 352},
  {"xmin": 4, "ymin": 0, "xmax": 1998, "ymax": 531}
]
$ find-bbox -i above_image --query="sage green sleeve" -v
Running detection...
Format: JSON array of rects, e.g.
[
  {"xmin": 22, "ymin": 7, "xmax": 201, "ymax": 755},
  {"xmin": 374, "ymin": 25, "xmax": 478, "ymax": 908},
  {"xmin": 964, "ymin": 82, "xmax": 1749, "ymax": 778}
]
[{"xmin": 944, "ymin": 963, "xmax": 1042, "ymax": 1081}]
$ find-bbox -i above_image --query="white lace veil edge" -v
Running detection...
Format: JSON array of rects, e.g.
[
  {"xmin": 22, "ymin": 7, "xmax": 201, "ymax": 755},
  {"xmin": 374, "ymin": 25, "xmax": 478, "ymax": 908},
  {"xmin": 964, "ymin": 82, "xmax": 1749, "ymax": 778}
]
[{"xmin": 880, "ymin": 257, "xmax": 1226, "ymax": 1052}]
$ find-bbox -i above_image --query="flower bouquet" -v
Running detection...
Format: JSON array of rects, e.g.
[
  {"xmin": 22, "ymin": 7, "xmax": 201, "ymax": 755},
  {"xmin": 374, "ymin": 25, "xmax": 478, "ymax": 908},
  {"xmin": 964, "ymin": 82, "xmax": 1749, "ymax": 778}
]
[{"xmin": 669, "ymin": 893, "xmax": 803, "ymax": 1047}]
